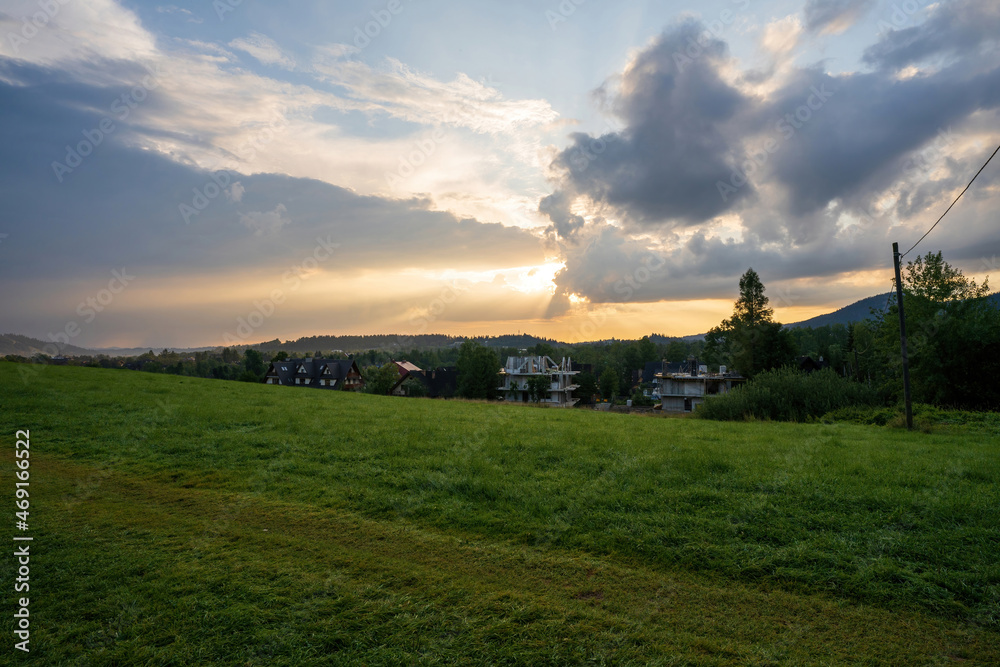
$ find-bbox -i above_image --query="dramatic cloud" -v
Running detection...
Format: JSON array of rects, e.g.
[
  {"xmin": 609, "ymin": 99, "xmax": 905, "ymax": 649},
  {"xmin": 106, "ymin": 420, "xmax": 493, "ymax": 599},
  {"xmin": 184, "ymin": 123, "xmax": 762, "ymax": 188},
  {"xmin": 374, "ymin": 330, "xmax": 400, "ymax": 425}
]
[
  {"xmin": 542, "ymin": 1, "xmax": 1000, "ymax": 306},
  {"xmin": 552, "ymin": 220, "xmax": 886, "ymax": 305},
  {"xmin": 0, "ymin": 67, "xmax": 550, "ymax": 342},
  {"xmin": 542, "ymin": 20, "xmax": 753, "ymax": 238},
  {"xmin": 862, "ymin": 0, "xmax": 1000, "ymax": 71},
  {"xmin": 4, "ymin": 0, "xmax": 1000, "ymax": 345}
]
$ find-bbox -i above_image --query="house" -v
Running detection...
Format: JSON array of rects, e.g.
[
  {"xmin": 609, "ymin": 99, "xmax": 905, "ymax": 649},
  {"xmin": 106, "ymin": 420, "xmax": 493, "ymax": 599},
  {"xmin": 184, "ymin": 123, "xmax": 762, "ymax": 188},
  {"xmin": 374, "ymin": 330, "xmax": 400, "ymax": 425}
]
[
  {"xmin": 633, "ymin": 360, "xmax": 665, "ymax": 395},
  {"xmin": 385, "ymin": 360, "xmax": 459, "ymax": 398},
  {"xmin": 393, "ymin": 367, "xmax": 458, "ymax": 398},
  {"xmin": 417, "ymin": 367, "xmax": 459, "ymax": 398},
  {"xmin": 635, "ymin": 361, "xmax": 688, "ymax": 398},
  {"xmin": 264, "ymin": 358, "xmax": 364, "ymax": 391},
  {"xmin": 498, "ymin": 356, "xmax": 580, "ymax": 407},
  {"xmin": 389, "ymin": 360, "xmax": 425, "ymax": 396},
  {"xmin": 797, "ymin": 356, "xmax": 830, "ymax": 373},
  {"xmin": 654, "ymin": 358, "xmax": 745, "ymax": 412}
]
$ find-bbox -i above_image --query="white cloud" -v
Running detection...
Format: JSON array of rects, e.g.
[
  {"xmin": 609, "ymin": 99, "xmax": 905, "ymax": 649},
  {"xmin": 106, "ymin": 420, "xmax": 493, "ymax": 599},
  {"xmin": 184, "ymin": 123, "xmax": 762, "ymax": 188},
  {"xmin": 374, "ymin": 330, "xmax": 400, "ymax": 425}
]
[
  {"xmin": 228, "ymin": 32, "xmax": 295, "ymax": 70},
  {"xmin": 227, "ymin": 182, "xmax": 245, "ymax": 203},
  {"xmin": 0, "ymin": 0, "xmax": 158, "ymax": 73},
  {"xmin": 312, "ymin": 55, "xmax": 559, "ymax": 135},
  {"xmin": 156, "ymin": 5, "xmax": 202, "ymax": 24},
  {"xmin": 239, "ymin": 204, "xmax": 290, "ymax": 236},
  {"xmin": 761, "ymin": 16, "xmax": 803, "ymax": 58},
  {"xmin": 315, "ymin": 43, "xmax": 359, "ymax": 60}
]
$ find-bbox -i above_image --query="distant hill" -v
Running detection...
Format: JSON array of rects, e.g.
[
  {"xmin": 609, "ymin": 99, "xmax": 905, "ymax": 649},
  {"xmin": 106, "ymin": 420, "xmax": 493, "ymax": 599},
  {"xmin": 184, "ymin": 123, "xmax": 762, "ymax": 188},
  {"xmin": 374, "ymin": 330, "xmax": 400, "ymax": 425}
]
[
  {"xmin": 247, "ymin": 334, "xmax": 464, "ymax": 354},
  {"xmin": 785, "ymin": 294, "xmax": 893, "ymax": 329},
  {"xmin": 647, "ymin": 333, "xmax": 703, "ymax": 344},
  {"xmin": 88, "ymin": 346, "xmax": 218, "ymax": 357},
  {"xmin": 474, "ymin": 334, "xmax": 566, "ymax": 348},
  {"xmin": 0, "ymin": 333, "xmax": 94, "ymax": 357},
  {"xmin": 786, "ymin": 292, "xmax": 1000, "ymax": 329}
]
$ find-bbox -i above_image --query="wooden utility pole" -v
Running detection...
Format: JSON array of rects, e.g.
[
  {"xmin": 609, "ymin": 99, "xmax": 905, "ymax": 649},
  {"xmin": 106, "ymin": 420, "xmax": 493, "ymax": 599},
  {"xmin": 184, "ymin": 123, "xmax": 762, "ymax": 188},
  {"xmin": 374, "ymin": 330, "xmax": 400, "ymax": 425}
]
[{"xmin": 892, "ymin": 242, "xmax": 913, "ymax": 430}]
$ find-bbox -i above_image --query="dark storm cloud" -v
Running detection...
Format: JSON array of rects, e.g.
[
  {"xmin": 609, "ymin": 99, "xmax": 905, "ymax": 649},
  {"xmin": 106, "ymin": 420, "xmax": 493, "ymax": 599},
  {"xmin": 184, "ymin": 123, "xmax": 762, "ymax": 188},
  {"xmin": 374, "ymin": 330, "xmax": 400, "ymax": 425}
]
[
  {"xmin": 542, "ymin": 20, "xmax": 753, "ymax": 238},
  {"xmin": 543, "ymin": 2, "xmax": 1000, "ymax": 238},
  {"xmin": 761, "ymin": 63, "xmax": 1000, "ymax": 220},
  {"xmin": 552, "ymin": 221, "xmax": 886, "ymax": 305},
  {"xmin": 803, "ymin": 0, "xmax": 876, "ymax": 33},
  {"xmin": 0, "ymin": 65, "xmax": 544, "ymax": 286},
  {"xmin": 543, "ymin": 1, "xmax": 1000, "ymax": 304},
  {"xmin": 862, "ymin": 0, "xmax": 1000, "ymax": 71},
  {"xmin": 538, "ymin": 188, "xmax": 585, "ymax": 240}
]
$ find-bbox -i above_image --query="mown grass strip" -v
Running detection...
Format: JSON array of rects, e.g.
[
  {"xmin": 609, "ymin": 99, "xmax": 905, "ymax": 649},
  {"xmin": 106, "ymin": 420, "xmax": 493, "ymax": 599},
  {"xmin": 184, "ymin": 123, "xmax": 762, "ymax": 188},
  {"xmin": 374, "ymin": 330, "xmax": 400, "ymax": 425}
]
[{"xmin": 7, "ymin": 457, "xmax": 998, "ymax": 665}]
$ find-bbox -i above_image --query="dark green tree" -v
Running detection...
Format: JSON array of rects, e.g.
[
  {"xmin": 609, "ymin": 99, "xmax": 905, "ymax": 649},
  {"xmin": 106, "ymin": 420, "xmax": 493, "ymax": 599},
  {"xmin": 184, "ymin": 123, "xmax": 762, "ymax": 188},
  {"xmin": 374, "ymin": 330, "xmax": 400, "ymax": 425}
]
[
  {"xmin": 710, "ymin": 268, "xmax": 796, "ymax": 377},
  {"xmin": 530, "ymin": 342, "xmax": 556, "ymax": 358},
  {"xmin": 665, "ymin": 340, "xmax": 688, "ymax": 362},
  {"xmin": 599, "ymin": 368, "xmax": 618, "ymax": 401},
  {"xmin": 271, "ymin": 351, "xmax": 289, "ymax": 362},
  {"xmin": 526, "ymin": 375, "xmax": 550, "ymax": 403},
  {"xmin": 732, "ymin": 268, "xmax": 772, "ymax": 327},
  {"xmin": 400, "ymin": 376, "xmax": 427, "ymax": 397},
  {"xmin": 456, "ymin": 340, "xmax": 500, "ymax": 400},
  {"xmin": 242, "ymin": 349, "xmax": 266, "ymax": 380},
  {"xmin": 574, "ymin": 371, "xmax": 598, "ymax": 405},
  {"xmin": 870, "ymin": 251, "xmax": 999, "ymax": 408},
  {"xmin": 365, "ymin": 362, "xmax": 401, "ymax": 395}
]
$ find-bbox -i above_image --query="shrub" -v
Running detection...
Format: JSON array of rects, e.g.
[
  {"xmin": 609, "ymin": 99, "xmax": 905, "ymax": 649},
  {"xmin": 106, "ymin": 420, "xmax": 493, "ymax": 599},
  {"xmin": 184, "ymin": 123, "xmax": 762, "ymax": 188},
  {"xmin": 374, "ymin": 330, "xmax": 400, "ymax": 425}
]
[
  {"xmin": 823, "ymin": 403, "xmax": 1000, "ymax": 433},
  {"xmin": 820, "ymin": 405, "xmax": 898, "ymax": 426},
  {"xmin": 629, "ymin": 390, "xmax": 655, "ymax": 407},
  {"xmin": 697, "ymin": 367, "xmax": 880, "ymax": 422}
]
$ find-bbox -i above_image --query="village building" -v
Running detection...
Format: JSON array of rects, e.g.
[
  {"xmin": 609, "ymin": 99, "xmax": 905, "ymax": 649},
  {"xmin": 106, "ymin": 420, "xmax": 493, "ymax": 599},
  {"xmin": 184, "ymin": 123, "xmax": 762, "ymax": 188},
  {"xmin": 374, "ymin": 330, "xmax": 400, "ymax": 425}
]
[
  {"xmin": 654, "ymin": 358, "xmax": 745, "ymax": 412},
  {"xmin": 264, "ymin": 358, "xmax": 365, "ymax": 391},
  {"xmin": 797, "ymin": 355, "xmax": 830, "ymax": 373},
  {"xmin": 389, "ymin": 361, "xmax": 423, "ymax": 396},
  {"xmin": 498, "ymin": 356, "xmax": 580, "ymax": 407},
  {"xmin": 389, "ymin": 361, "xmax": 459, "ymax": 398}
]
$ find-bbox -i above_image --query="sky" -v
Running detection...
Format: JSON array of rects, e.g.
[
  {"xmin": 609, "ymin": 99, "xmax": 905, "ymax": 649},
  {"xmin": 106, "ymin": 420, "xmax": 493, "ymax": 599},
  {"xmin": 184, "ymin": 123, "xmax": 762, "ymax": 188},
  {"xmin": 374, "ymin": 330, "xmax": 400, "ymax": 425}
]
[{"xmin": 1, "ymin": 0, "xmax": 998, "ymax": 348}]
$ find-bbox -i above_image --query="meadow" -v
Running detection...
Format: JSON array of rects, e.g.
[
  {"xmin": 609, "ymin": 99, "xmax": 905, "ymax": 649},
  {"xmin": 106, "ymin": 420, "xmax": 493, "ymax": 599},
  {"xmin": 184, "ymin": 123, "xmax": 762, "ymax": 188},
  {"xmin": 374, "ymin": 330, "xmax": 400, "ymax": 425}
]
[{"xmin": 1, "ymin": 362, "xmax": 998, "ymax": 665}]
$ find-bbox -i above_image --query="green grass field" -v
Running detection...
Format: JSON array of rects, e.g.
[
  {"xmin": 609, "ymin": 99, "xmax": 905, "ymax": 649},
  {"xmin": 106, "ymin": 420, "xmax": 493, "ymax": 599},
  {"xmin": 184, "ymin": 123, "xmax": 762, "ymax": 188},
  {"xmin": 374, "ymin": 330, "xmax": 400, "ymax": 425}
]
[{"xmin": 2, "ymin": 362, "xmax": 998, "ymax": 665}]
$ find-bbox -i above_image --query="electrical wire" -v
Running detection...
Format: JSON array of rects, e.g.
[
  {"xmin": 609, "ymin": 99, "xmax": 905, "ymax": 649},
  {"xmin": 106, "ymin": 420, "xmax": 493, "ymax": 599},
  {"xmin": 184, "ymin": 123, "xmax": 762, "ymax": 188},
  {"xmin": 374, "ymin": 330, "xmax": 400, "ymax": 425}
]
[
  {"xmin": 880, "ymin": 280, "xmax": 895, "ymax": 316},
  {"xmin": 901, "ymin": 142, "xmax": 1000, "ymax": 258}
]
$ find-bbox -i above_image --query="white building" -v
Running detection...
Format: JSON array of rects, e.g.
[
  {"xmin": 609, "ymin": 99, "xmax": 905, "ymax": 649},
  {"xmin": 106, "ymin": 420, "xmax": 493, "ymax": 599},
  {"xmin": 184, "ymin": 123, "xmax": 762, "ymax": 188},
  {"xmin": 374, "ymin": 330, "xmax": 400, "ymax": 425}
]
[
  {"xmin": 498, "ymin": 356, "xmax": 580, "ymax": 407},
  {"xmin": 654, "ymin": 359, "xmax": 745, "ymax": 412}
]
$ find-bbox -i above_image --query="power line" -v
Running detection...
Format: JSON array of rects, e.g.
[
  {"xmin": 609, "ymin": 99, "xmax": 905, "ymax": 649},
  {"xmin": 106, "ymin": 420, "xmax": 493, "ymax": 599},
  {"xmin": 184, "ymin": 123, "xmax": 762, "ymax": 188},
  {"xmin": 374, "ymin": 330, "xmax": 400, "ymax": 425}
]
[
  {"xmin": 880, "ymin": 280, "xmax": 895, "ymax": 316},
  {"xmin": 901, "ymin": 142, "xmax": 1000, "ymax": 258}
]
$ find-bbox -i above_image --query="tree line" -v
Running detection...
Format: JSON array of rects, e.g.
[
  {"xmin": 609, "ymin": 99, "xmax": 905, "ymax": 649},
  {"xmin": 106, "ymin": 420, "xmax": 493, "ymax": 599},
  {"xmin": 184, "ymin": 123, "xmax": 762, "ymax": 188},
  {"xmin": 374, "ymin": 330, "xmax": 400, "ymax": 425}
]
[{"xmin": 6, "ymin": 250, "xmax": 995, "ymax": 412}]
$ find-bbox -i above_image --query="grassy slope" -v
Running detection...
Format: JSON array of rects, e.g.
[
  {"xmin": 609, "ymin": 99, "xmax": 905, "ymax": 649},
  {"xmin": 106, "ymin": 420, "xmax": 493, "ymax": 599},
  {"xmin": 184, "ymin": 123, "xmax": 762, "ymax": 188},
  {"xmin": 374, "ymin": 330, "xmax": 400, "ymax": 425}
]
[{"xmin": 1, "ymin": 362, "xmax": 998, "ymax": 665}]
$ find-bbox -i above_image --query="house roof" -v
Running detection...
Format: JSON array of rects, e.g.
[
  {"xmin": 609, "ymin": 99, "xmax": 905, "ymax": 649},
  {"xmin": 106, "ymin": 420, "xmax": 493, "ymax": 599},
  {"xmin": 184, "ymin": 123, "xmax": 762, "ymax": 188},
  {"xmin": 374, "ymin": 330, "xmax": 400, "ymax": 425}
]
[
  {"xmin": 396, "ymin": 361, "xmax": 422, "ymax": 373},
  {"xmin": 391, "ymin": 367, "xmax": 458, "ymax": 398},
  {"xmin": 797, "ymin": 356, "xmax": 830, "ymax": 372},
  {"xmin": 268, "ymin": 362, "xmax": 298, "ymax": 385},
  {"xmin": 643, "ymin": 361, "xmax": 663, "ymax": 384},
  {"xmin": 322, "ymin": 359, "xmax": 360, "ymax": 379},
  {"xmin": 266, "ymin": 358, "xmax": 362, "ymax": 387},
  {"xmin": 411, "ymin": 368, "xmax": 459, "ymax": 398}
]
